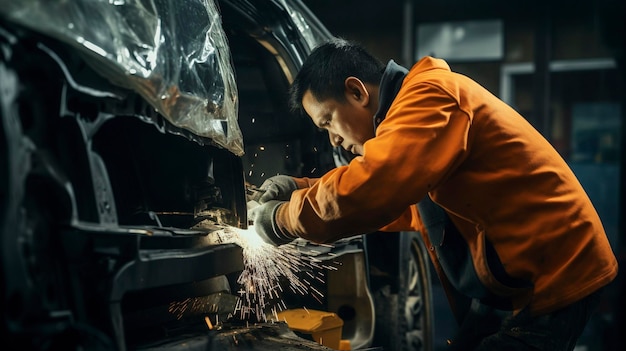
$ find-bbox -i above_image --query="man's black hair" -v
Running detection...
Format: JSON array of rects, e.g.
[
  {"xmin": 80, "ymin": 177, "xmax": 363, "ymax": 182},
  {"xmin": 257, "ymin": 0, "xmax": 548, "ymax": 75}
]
[{"xmin": 288, "ymin": 37, "xmax": 386, "ymax": 117}]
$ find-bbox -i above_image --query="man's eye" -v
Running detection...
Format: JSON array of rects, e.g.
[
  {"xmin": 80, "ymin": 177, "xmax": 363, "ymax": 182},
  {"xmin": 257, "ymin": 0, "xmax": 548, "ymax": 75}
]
[{"xmin": 316, "ymin": 117, "xmax": 330, "ymax": 131}]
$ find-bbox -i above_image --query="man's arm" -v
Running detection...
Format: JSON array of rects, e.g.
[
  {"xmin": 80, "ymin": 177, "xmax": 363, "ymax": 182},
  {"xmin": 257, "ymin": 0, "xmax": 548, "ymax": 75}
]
[{"xmin": 258, "ymin": 83, "xmax": 471, "ymax": 245}]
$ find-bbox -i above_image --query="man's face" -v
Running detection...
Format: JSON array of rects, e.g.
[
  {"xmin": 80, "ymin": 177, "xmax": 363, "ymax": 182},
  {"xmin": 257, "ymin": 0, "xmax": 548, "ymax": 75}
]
[{"xmin": 302, "ymin": 80, "xmax": 376, "ymax": 156}]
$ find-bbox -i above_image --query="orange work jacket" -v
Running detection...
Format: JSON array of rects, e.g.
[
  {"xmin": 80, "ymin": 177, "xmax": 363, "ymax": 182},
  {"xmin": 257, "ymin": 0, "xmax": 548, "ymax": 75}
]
[{"xmin": 277, "ymin": 56, "xmax": 618, "ymax": 316}]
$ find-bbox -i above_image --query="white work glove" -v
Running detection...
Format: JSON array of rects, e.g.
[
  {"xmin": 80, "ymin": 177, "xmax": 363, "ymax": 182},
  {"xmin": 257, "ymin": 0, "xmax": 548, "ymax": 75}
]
[
  {"xmin": 254, "ymin": 175, "xmax": 299, "ymax": 203},
  {"xmin": 248, "ymin": 200, "xmax": 296, "ymax": 246}
]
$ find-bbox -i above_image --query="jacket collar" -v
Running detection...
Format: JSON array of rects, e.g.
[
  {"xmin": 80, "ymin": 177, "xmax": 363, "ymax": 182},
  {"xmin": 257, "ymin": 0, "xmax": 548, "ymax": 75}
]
[{"xmin": 373, "ymin": 60, "xmax": 409, "ymax": 130}]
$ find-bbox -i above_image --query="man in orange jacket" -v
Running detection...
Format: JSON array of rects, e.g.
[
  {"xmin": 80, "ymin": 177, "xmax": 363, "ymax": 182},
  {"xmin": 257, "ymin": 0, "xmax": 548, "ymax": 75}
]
[{"xmin": 250, "ymin": 38, "xmax": 618, "ymax": 350}]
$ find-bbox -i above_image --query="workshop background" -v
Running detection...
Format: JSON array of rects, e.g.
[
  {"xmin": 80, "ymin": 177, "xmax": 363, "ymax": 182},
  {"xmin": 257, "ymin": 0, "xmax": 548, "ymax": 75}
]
[
  {"xmin": 303, "ymin": 0, "xmax": 625, "ymax": 350},
  {"xmin": 1, "ymin": 0, "xmax": 623, "ymax": 350}
]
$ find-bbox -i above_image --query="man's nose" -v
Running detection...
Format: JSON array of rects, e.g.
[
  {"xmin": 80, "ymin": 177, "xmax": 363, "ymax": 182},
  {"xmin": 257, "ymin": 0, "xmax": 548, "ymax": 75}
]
[{"xmin": 329, "ymin": 132, "xmax": 343, "ymax": 147}]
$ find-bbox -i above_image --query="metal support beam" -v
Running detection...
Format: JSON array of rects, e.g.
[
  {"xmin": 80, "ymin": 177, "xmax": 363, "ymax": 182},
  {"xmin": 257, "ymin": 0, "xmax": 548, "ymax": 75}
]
[
  {"xmin": 533, "ymin": 4, "xmax": 552, "ymax": 137},
  {"xmin": 401, "ymin": 0, "xmax": 415, "ymax": 66}
]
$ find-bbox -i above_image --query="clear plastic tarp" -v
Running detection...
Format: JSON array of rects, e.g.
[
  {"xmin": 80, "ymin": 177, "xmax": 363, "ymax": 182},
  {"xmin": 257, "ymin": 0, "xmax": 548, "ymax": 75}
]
[{"xmin": 0, "ymin": 0, "xmax": 244, "ymax": 156}]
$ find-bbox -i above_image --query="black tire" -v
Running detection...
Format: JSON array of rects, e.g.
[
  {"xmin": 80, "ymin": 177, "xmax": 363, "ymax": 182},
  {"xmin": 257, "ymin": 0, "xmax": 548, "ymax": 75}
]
[{"xmin": 370, "ymin": 231, "xmax": 434, "ymax": 351}]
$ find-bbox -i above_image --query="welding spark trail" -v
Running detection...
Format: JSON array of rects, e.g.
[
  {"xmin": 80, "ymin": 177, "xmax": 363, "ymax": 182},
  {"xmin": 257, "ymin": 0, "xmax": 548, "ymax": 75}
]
[{"xmin": 212, "ymin": 226, "xmax": 330, "ymax": 322}]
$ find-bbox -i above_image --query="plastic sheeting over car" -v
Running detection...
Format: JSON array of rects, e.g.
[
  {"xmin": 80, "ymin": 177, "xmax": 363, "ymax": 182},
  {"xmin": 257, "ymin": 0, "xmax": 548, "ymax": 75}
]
[{"xmin": 0, "ymin": 0, "xmax": 244, "ymax": 156}]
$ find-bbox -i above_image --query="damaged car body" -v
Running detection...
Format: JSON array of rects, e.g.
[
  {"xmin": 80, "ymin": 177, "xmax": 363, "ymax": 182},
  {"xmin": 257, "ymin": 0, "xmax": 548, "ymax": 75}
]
[{"xmin": 1, "ymin": 0, "xmax": 434, "ymax": 350}]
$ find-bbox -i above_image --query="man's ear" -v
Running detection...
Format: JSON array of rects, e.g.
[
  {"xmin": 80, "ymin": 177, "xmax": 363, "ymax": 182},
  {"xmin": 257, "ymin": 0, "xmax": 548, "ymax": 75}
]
[{"xmin": 344, "ymin": 76, "xmax": 370, "ymax": 106}]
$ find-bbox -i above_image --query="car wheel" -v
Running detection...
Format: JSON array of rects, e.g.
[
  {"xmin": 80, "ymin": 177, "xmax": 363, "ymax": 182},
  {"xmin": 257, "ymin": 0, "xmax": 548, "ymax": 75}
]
[{"xmin": 369, "ymin": 231, "xmax": 434, "ymax": 350}]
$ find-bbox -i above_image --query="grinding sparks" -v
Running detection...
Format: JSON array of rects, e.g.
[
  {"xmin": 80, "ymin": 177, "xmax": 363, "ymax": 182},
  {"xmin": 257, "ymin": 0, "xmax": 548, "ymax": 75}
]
[
  {"xmin": 215, "ymin": 226, "xmax": 331, "ymax": 322},
  {"xmin": 205, "ymin": 316, "xmax": 214, "ymax": 329},
  {"xmin": 232, "ymin": 225, "xmax": 266, "ymax": 250},
  {"xmin": 167, "ymin": 224, "xmax": 336, "ymax": 325}
]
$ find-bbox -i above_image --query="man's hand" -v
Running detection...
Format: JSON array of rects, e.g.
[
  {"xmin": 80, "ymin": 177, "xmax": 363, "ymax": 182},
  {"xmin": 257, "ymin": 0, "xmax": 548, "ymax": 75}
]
[
  {"xmin": 253, "ymin": 175, "xmax": 298, "ymax": 203},
  {"xmin": 248, "ymin": 200, "xmax": 296, "ymax": 246}
]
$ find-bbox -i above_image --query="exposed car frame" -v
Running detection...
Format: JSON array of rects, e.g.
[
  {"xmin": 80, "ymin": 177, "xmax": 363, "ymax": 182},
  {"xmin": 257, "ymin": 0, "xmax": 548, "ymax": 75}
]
[{"xmin": 1, "ymin": 1, "xmax": 435, "ymax": 350}]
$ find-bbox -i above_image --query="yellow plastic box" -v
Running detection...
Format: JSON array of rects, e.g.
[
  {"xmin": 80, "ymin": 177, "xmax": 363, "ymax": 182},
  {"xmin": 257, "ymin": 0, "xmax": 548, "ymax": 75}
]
[{"xmin": 276, "ymin": 308, "xmax": 347, "ymax": 349}]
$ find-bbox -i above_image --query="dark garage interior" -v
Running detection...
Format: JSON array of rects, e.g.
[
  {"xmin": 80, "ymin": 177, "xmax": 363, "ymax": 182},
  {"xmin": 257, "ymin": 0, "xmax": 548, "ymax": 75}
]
[{"xmin": 1, "ymin": 0, "xmax": 624, "ymax": 350}]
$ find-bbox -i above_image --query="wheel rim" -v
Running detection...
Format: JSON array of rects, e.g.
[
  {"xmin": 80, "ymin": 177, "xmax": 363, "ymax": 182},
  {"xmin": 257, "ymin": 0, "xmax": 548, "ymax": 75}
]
[{"xmin": 404, "ymin": 238, "xmax": 433, "ymax": 350}]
